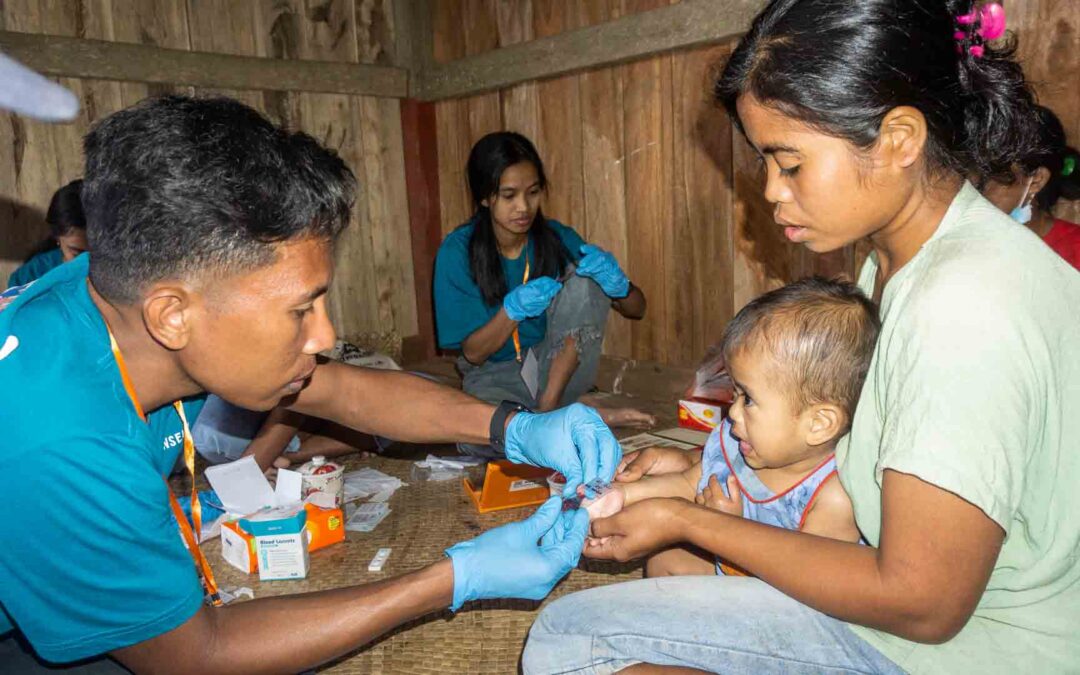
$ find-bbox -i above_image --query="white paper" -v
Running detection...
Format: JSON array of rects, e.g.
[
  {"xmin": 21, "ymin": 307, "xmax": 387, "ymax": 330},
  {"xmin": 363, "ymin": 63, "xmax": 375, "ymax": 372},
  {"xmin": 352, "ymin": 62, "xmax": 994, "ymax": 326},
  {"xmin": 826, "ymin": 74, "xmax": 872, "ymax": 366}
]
[
  {"xmin": 520, "ymin": 348, "xmax": 540, "ymax": 399},
  {"xmin": 204, "ymin": 456, "xmax": 276, "ymax": 515},
  {"xmin": 274, "ymin": 468, "xmax": 303, "ymax": 505},
  {"xmin": 618, "ymin": 431, "xmax": 700, "ymax": 453}
]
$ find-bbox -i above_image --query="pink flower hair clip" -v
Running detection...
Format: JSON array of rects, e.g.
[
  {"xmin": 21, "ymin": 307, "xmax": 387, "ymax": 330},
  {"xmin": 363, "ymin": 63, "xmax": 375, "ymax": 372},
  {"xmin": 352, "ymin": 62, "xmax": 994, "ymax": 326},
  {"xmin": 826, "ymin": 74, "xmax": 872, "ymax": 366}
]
[{"xmin": 954, "ymin": 2, "xmax": 1006, "ymax": 57}]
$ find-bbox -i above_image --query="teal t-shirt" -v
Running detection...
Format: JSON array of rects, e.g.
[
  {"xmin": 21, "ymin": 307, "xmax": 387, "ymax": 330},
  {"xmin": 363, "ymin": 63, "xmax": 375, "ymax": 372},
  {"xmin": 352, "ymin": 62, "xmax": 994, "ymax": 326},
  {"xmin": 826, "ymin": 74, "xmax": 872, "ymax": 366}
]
[
  {"xmin": 0, "ymin": 254, "xmax": 207, "ymax": 662},
  {"xmin": 433, "ymin": 218, "xmax": 586, "ymax": 362},
  {"xmin": 7, "ymin": 247, "xmax": 63, "ymax": 289},
  {"xmin": 838, "ymin": 183, "xmax": 1080, "ymax": 673}
]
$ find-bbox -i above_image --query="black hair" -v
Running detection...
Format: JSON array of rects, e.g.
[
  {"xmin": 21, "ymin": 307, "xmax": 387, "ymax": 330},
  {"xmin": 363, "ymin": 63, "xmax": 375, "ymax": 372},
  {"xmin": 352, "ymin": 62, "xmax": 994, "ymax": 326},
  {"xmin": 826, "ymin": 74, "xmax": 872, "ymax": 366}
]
[
  {"xmin": 82, "ymin": 95, "xmax": 356, "ymax": 303},
  {"xmin": 45, "ymin": 179, "xmax": 85, "ymax": 238},
  {"xmin": 465, "ymin": 131, "xmax": 572, "ymax": 306},
  {"xmin": 715, "ymin": 0, "xmax": 1041, "ymax": 186},
  {"xmin": 1018, "ymin": 105, "xmax": 1080, "ymax": 212},
  {"xmin": 721, "ymin": 276, "xmax": 880, "ymax": 422}
]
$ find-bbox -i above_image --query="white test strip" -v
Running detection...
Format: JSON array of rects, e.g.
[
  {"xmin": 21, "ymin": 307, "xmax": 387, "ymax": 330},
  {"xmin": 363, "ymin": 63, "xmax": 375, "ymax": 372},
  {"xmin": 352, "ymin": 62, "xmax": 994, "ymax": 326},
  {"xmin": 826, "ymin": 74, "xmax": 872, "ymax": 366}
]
[{"xmin": 368, "ymin": 547, "xmax": 392, "ymax": 572}]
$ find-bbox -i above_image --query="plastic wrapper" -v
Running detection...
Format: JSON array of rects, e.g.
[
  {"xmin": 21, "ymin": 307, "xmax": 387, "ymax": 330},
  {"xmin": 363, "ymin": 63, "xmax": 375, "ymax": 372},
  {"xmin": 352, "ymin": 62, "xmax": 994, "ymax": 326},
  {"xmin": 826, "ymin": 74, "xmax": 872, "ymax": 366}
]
[{"xmin": 684, "ymin": 344, "xmax": 734, "ymax": 403}]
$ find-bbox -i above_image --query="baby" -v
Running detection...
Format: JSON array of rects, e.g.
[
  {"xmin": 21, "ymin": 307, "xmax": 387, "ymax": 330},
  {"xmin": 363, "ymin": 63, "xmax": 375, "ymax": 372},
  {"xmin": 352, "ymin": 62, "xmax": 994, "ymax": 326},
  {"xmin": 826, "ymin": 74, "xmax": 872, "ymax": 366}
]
[{"xmin": 588, "ymin": 277, "xmax": 880, "ymax": 576}]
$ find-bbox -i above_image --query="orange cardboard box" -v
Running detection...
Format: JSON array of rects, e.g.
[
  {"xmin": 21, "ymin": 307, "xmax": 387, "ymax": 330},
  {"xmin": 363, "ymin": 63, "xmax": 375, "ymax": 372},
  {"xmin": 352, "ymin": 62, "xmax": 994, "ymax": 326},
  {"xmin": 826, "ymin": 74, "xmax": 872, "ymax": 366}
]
[
  {"xmin": 303, "ymin": 503, "xmax": 345, "ymax": 552},
  {"xmin": 221, "ymin": 519, "xmax": 257, "ymax": 574}
]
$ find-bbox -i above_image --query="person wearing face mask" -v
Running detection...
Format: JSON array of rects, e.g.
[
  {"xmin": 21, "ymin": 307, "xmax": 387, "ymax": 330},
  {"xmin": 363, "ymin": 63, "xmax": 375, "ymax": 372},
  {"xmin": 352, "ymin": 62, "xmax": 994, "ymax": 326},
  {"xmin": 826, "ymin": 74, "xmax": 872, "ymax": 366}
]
[
  {"xmin": 980, "ymin": 105, "xmax": 1080, "ymax": 269},
  {"xmin": 434, "ymin": 132, "xmax": 654, "ymax": 456},
  {"xmin": 6, "ymin": 180, "xmax": 88, "ymax": 289}
]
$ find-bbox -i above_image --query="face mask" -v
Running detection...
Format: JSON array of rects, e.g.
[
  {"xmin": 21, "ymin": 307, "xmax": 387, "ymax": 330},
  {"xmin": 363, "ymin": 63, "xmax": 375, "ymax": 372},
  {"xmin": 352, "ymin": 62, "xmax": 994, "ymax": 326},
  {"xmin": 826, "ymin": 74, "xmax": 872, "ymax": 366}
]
[{"xmin": 1009, "ymin": 177, "xmax": 1034, "ymax": 225}]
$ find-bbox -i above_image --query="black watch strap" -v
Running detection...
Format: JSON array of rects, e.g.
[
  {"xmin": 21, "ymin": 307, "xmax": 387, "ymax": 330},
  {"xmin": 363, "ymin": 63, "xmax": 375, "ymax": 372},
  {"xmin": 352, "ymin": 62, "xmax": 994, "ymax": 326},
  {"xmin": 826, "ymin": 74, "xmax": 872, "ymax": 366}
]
[{"xmin": 489, "ymin": 400, "xmax": 529, "ymax": 453}]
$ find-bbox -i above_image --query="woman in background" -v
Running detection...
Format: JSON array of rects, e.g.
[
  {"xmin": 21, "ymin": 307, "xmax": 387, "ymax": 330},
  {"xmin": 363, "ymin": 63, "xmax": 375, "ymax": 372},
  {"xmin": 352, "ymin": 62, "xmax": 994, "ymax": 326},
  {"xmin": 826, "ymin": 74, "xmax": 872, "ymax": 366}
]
[
  {"xmin": 434, "ymin": 132, "xmax": 654, "ymax": 456},
  {"xmin": 980, "ymin": 104, "xmax": 1080, "ymax": 269}
]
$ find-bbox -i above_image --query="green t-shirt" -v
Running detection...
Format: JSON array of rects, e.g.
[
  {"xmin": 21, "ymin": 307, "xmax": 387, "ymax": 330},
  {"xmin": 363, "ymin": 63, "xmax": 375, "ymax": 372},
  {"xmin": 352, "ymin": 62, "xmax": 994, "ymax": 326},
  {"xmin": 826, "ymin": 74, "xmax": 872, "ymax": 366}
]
[{"xmin": 837, "ymin": 182, "xmax": 1080, "ymax": 673}]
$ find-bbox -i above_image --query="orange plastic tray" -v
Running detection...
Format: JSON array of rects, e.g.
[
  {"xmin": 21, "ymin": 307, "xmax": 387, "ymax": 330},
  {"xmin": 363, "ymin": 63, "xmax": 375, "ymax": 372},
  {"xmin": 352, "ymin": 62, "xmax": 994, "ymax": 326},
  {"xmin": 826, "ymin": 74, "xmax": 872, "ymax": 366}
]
[{"xmin": 463, "ymin": 460, "xmax": 553, "ymax": 513}]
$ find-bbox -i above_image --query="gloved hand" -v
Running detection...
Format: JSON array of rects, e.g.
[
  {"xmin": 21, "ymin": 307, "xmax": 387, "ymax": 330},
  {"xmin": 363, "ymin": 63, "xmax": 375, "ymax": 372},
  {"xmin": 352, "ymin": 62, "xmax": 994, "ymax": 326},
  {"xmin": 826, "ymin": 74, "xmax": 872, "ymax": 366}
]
[
  {"xmin": 445, "ymin": 496, "xmax": 589, "ymax": 611},
  {"xmin": 505, "ymin": 403, "xmax": 622, "ymax": 497},
  {"xmin": 503, "ymin": 277, "xmax": 563, "ymax": 322},
  {"xmin": 576, "ymin": 244, "xmax": 630, "ymax": 298}
]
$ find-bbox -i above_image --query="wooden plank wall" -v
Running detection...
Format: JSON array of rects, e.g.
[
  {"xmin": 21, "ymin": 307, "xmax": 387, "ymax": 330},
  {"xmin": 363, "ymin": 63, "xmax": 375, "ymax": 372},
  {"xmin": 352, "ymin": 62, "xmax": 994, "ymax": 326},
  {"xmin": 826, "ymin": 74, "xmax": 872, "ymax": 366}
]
[
  {"xmin": 432, "ymin": 0, "xmax": 1080, "ymax": 367},
  {"xmin": 0, "ymin": 0, "xmax": 417, "ymax": 346}
]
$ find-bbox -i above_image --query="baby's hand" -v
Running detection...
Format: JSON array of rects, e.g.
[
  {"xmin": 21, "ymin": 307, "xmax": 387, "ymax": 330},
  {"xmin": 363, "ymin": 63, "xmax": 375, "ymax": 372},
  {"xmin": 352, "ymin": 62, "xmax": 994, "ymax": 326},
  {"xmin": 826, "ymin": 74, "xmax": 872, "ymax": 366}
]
[
  {"xmin": 616, "ymin": 445, "xmax": 695, "ymax": 482},
  {"xmin": 582, "ymin": 485, "xmax": 625, "ymax": 547},
  {"xmin": 696, "ymin": 474, "xmax": 742, "ymax": 517},
  {"xmin": 582, "ymin": 484, "xmax": 625, "ymax": 520}
]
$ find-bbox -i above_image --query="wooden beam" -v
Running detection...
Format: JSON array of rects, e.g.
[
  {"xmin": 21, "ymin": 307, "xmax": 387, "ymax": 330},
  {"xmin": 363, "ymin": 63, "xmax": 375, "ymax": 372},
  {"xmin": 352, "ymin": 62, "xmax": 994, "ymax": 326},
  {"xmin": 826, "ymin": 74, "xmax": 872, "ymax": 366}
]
[
  {"xmin": 400, "ymin": 98, "xmax": 442, "ymax": 361},
  {"xmin": 0, "ymin": 30, "xmax": 408, "ymax": 98},
  {"xmin": 416, "ymin": 0, "xmax": 766, "ymax": 101}
]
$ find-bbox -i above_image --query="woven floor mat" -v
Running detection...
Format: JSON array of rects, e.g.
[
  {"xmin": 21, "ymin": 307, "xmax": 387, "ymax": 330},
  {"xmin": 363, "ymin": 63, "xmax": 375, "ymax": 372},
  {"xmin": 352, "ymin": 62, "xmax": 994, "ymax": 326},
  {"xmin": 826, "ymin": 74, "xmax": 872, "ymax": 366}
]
[{"xmin": 192, "ymin": 453, "xmax": 644, "ymax": 674}]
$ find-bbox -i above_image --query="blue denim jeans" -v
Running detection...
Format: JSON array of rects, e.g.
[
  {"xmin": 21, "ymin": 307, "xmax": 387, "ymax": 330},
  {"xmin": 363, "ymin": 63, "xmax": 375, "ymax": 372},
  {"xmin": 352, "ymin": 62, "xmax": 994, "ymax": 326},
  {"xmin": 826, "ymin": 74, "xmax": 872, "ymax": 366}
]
[
  {"xmin": 458, "ymin": 271, "xmax": 610, "ymax": 458},
  {"xmin": 522, "ymin": 576, "xmax": 906, "ymax": 674},
  {"xmin": 190, "ymin": 394, "xmax": 302, "ymax": 464}
]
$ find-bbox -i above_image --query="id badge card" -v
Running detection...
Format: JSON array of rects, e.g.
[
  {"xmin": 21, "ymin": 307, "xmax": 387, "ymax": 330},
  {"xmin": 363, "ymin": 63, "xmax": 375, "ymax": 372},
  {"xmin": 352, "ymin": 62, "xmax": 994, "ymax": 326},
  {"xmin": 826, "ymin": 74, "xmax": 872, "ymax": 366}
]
[{"xmin": 520, "ymin": 348, "xmax": 540, "ymax": 400}]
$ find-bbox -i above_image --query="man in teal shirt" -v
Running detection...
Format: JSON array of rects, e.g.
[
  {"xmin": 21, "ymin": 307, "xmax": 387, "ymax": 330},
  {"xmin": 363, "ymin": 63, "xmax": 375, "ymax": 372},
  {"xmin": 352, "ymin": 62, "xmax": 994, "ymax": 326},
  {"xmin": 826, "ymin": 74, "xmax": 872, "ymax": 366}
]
[{"xmin": 0, "ymin": 95, "xmax": 618, "ymax": 673}]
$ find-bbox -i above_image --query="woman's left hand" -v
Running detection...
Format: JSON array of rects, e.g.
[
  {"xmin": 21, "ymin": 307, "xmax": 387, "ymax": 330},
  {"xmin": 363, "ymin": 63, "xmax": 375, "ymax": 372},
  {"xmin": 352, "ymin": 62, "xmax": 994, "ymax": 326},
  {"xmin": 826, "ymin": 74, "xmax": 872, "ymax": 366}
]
[
  {"xmin": 576, "ymin": 244, "xmax": 630, "ymax": 298},
  {"xmin": 582, "ymin": 498, "xmax": 689, "ymax": 562}
]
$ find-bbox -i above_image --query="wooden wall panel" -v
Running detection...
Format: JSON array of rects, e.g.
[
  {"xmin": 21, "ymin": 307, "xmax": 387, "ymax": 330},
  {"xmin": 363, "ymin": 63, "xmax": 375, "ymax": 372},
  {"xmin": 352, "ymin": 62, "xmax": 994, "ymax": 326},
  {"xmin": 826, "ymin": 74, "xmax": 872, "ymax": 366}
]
[
  {"xmin": 621, "ymin": 0, "xmax": 674, "ymax": 363},
  {"xmin": 534, "ymin": 0, "xmax": 586, "ymax": 235},
  {"xmin": 497, "ymin": 0, "xmax": 541, "ymax": 144},
  {"xmin": 576, "ymin": 0, "xmax": 632, "ymax": 357},
  {"xmin": 672, "ymin": 43, "xmax": 734, "ymax": 358},
  {"xmin": 432, "ymin": 0, "xmax": 472, "ymax": 235},
  {"xmin": 1, "ymin": 0, "xmax": 62, "ymax": 281},
  {"xmin": 0, "ymin": 0, "xmax": 418, "ymax": 351}
]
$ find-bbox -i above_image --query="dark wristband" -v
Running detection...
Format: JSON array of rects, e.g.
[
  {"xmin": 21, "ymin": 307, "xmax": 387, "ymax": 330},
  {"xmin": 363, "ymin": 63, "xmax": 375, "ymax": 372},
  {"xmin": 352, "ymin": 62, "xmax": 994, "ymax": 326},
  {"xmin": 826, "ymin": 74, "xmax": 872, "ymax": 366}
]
[{"xmin": 489, "ymin": 400, "xmax": 530, "ymax": 453}]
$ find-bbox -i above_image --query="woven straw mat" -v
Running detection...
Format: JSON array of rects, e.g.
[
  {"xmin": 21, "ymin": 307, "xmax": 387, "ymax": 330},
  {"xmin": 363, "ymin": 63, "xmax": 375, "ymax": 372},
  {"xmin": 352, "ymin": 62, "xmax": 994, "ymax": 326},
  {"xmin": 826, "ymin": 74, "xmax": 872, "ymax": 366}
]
[{"xmin": 180, "ymin": 453, "xmax": 644, "ymax": 674}]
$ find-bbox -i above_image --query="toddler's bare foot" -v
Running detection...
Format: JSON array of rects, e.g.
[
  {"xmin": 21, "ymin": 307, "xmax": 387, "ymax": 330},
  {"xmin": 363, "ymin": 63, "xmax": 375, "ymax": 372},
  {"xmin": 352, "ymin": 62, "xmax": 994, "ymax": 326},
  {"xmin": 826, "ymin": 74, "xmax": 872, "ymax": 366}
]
[{"xmin": 597, "ymin": 406, "xmax": 657, "ymax": 429}]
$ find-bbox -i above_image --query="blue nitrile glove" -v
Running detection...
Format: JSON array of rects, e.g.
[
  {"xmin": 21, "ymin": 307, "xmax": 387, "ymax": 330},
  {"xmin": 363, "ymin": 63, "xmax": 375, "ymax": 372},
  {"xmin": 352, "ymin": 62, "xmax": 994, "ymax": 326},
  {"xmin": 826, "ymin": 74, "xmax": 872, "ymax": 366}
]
[
  {"xmin": 576, "ymin": 244, "xmax": 630, "ymax": 298},
  {"xmin": 446, "ymin": 496, "xmax": 589, "ymax": 611},
  {"xmin": 503, "ymin": 277, "xmax": 563, "ymax": 322},
  {"xmin": 505, "ymin": 403, "xmax": 622, "ymax": 497}
]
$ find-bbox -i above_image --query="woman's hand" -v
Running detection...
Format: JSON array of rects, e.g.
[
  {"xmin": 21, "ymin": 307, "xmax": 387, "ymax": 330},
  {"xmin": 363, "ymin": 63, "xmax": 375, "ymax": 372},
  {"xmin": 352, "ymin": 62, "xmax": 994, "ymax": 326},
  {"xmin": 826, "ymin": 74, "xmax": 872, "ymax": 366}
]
[
  {"xmin": 615, "ymin": 446, "xmax": 697, "ymax": 482},
  {"xmin": 583, "ymin": 498, "xmax": 690, "ymax": 562},
  {"xmin": 576, "ymin": 244, "xmax": 630, "ymax": 298},
  {"xmin": 503, "ymin": 277, "xmax": 563, "ymax": 322}
]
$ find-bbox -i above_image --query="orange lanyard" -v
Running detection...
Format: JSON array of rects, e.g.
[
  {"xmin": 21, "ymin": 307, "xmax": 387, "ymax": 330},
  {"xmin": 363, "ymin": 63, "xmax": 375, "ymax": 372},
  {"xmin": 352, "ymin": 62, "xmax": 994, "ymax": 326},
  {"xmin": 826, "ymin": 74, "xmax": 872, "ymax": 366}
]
[
  {"xmin": 512, "ymin": 258, "xmax": 530, "ymax": 363},
  {"xmin": 106, "ymin": 329, "xmax": 222, "ymax": 606}
]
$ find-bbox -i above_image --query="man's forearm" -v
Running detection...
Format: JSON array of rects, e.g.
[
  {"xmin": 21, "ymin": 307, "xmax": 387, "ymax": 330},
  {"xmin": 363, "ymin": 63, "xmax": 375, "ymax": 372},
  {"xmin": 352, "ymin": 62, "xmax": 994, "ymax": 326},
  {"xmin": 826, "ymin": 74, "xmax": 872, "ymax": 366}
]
[
  {"xmin": 242, "ymin": 407, "xmax": 304, "ymax": 471},
  {"xmin": 115, "ymin": 560, "xmax": 455, "ymax": 675},
  {"xmin": 289, "ymin": 361, "xmax": 494, "ymax": 445}
]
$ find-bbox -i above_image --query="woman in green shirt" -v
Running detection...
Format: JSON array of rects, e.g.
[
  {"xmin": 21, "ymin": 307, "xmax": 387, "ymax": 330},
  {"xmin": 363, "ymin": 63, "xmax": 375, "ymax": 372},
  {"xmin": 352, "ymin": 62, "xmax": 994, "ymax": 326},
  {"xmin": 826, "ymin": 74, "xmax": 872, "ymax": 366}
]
[{"xmin": 523, "ymin": 1, "xmax": 1080, "ymax": 673}]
